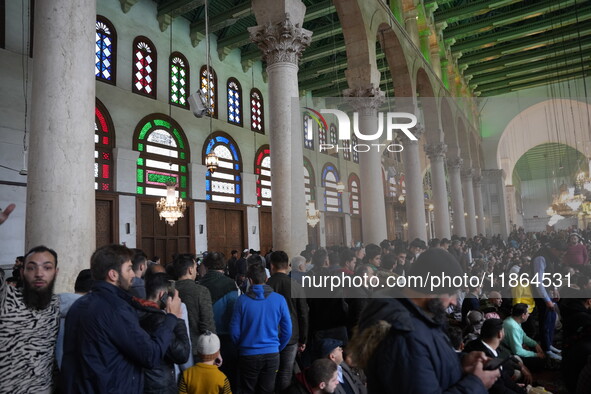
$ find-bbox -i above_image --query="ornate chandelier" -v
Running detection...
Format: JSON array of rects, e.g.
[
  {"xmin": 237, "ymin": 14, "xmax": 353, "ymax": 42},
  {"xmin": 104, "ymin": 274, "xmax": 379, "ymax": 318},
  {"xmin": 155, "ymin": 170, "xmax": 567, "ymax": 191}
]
[
  {"xmin": 205, "ymin": 151, "xmax": 218, "ymax": 173},
  {"xmin": 156, "ymin": 181, "xmax": 187, "ymax": 226},
  {"xmin": 336, "ymin": 181, "xmax": 345, "ymax": 194},
  {"xmin": 306, "ymin": 200, "xmax": 321, "ymax": 227}
]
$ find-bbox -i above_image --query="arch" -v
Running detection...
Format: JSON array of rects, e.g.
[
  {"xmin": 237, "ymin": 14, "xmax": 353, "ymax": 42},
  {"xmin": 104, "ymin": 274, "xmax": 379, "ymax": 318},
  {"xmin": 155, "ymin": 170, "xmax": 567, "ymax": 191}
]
[
  {"xmin": 250, "ymin": 88, "xmax": 264, "ymax": 133},
  {"xmin": 202, "ymin": 131, "xmax": 243, "ymax": 204},
  {"xmin": 303, "ymin": 156, "xmax": 316, "ymax": 203},
  {"xmin": 132, "ymin": 36, "xmax": 157, "ymax": 98},
  {"xmin": 95, "ymin": 98, "xmax": 115, "ymax": 191},
  {"xmin": 497, "ymin": 99, "xmax": 591, "ymax": 185},
  {"xmin": 96, "ymin": 16, "xmax": 117, "ymax": 84},
  {"xmin": 133, "ymin": 114, "xmax": 190, "ymax": 197},
  {"xmin": 255, "ymin": 145, "xmax": 271, "ymax": 206},
  {"xmin": 441, "ymin": 98, "xmax": 459, "ymax": 158},
  {"xmin": 200, "ymin": 65, "xmax": 218, "ymax": 118},
  {"xmin": 348, "ymin": 173, "xmax": 361, "ymax": 215},
  {"xmin": 416, "ymin": 68, "xmax": 440, "ymax": 144},
  {"xmin": 227, "ymin": 77, "xmax": 242, "ymax": 127},
  {"xmin": 457, "ymin": 117, "xmax": 471, "ymax": 166},
  {"xmin": 169, "ymin": 51, "xmax": 190, "ymax": 108},
  {"xmin": 377, "ymin": 24, "xmax": 413, "ymax": 98},
  {"xmin": 321, "ymin": 162, "xmax": 342, "ymax": 212}
]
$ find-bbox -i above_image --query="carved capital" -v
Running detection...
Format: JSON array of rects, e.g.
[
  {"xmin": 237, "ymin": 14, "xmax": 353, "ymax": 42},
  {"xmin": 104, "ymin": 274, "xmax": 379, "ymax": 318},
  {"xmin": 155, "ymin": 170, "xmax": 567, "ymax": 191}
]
[
  {"xmin": 461, "ymin": 168, "xmax": 474, "ymax": 181},
  {"xmin": 446, "ymin": 157, "xmax": 463, "ymax": 170},
  {"xmin": 342, "ymin": 86, "xmax": 385, "ymax": 116},
  {"xmin": 424, "ymin": 142, "xmax": 447, "ymax": 160},
  {"xmin": 402, "ymin": 123, "xmax": 425, "ymax": 146},
  {"xmin": 472, "ymin": 176, "xmax": 482, "ymax": 187},
  {"xmin": 248, "ymin": 14, "xmax": 312, "ymax": 66}
]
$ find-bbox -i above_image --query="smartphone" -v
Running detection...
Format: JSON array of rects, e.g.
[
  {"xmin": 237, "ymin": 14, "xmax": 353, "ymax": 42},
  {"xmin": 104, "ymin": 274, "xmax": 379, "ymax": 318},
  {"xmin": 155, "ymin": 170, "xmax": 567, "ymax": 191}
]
[
  {"xmin": 159, "ymin": 280, "xmax": 176, "ymax": 309},
  {"xmin": 484, "ymin": 356, "xmax": 512, "ymax": 371}
]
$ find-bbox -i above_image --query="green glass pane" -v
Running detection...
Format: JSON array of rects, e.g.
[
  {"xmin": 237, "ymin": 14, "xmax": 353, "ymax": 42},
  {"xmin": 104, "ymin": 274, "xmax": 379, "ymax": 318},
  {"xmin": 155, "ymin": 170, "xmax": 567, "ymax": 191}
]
[
  {"xmin": 180, "ymin": 191, "xmax": 187, "ymax": 199},
  {"xmin": 138, "ymin": 143, "xmax": 144, "ymax": 152},
  {"xmin": 172, "ymin": 129, "xmax": 185, "ymax": 149},
  {"xmin": 148, "ymin": 173, "xmax": 176, "ymax": 184},
  {"xmin": 180, "ymin": 175, "xmax": 187, "ymax": 188},
  {"xmin": 180, "ymin": 152, "xmax": 185, "ymax": 160},
  {"xmin": 154, "ymin": 119, "xmax": 171, "ymax": 129},
  {"xmin": 137, "ymin": 169, "xmax": 144, "ymax": 183},
  {"xmin": 139, "ymin": 123, "xmax": 152, "ymax": 140},
  {"xmin": 137, "ymin": 158, "xmax": 144, "ymax": 166},
  {"xmin": 180, "ymin": 165, "xmax": 187, "ymax": 173},
  {"xmin": 137, "ymin": 186, "xmax": 144, "ymax": 194}
]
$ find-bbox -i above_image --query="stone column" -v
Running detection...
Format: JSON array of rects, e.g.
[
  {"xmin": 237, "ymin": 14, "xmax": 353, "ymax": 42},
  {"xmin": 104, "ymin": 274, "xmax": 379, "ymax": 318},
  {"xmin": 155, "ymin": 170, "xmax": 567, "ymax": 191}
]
[
  {"xmin": 429, "ymin": 43, "xmax": 442, "ymax": 79},
  {"xmin": 404, "ymin": 7, "xmax": 421, "ymax": 49},
  {"xmin": 461, "ymin": 168, "xmax": 477, "ymax": 238},
  {"xmin": 26, "ymin": 0, "xmax": 96, "ymax": 292},
  {"xmin": 473, "ymin": 173, "xmax": 485, "ymax": 235},
  {"xmin": 402, "ymin": 128, "xmax": 428, "ymax": 242},
  {"xmin": 343, "ymin": 87, "xmax": 388, "ymax": 245},
  {"xmin": 424, "ymin": 142, "xmax": 450, "ymax": 239},
  {"xmin": 249, "ymin": 2, "xmax": 311, "ymax": 259},
  {"xmin": 447, "ymin": 157, "xmax": 466, "ymax": 237}
]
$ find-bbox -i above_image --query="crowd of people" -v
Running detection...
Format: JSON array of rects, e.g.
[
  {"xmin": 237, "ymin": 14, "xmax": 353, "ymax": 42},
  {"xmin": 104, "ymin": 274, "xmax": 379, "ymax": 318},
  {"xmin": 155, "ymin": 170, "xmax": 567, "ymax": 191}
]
[{"xmin": 1, "ymin": 200, "xmax": 590, "ymax": 394}]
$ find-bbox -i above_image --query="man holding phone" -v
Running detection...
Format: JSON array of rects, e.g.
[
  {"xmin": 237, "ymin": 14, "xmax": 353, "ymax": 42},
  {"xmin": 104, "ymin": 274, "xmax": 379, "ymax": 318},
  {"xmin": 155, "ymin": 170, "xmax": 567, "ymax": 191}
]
[{"xmin": 61, "ymin": 244, "xmax": 184, "ymax": 394}]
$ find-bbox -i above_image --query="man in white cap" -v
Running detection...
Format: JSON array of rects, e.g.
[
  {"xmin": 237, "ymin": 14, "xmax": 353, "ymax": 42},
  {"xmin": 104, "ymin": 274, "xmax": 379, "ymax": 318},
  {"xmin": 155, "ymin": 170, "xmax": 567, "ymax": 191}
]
[{"xmin": 178, "ymin": 331, "xmax": 231, "ymax": 394}]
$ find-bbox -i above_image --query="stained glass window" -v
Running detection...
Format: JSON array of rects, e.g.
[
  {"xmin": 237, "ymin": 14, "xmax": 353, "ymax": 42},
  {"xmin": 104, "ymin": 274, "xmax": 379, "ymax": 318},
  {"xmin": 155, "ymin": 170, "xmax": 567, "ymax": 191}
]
[
  {"xmin": 255, "ymin": 145, "xmax": 272, "ymax": 207},
  {"xmin": 170, "ymin": 52, "xmax": 189, "ymax": 108},
  {"xmin": 342, "ymin": 139, "xmax": 351, "ymax": 161},
  {"xmin": 132, "ymin": 36, "xmax": 157, "ymax": 98},
  {"xmin": 319, "ymin": 123, "xmax": 327, "ymax": 147},
  {"xmin": 133, "ymin": 115, "xmax": 190, "ymax": 198},
  {"xmin": 322, "ymin": 164, "xmax": 342, "ymax": 212},
  {"xmin": 329, "ymin": 123, "xmax": 338, "ymax": 157},
  {"xmin": 303, "ymin": 112, "xmax": 314, "ymax": 150},
  {"xmin": 95, "ymin": 99, "xmax": 115, "ymax": 191},
  {"xmin": 200, "ymin": 65, "xmax": 217, "ymax": 118},
  {"xmin": 227, "ymin": 78, "xmax": 242, "ymax": 126},
  {"xmin": 303, "ymin": 157, "xmax": 316, "ymax": 203},
  {"xmin": 352, "ymin": 135, "xmax": 359, "ymax": 163},
  {"xmin": 349, "ymin": 173, "xmax": 361, "ymax": 215},
  {"xmin": 204, "ymin": 133, "xmax": 242, "ymax": 203},
  {"xmin": 96, "ymin": 16, "xmax": 116, "ymax": 84},
  {"xmin": 250, "ymin": 88, "xmax": 264, "ymax": 133}
]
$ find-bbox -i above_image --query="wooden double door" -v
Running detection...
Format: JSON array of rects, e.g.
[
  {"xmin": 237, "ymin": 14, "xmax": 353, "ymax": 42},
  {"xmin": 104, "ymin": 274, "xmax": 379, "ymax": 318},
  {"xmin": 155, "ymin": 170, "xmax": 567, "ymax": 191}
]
[
  {"xmin": 207, "ymin": 204, "xmax": 246, "ymax": 258},
  {"xmin": 325, "ymin": 213, "xmax": 346, "ymax": 247}
]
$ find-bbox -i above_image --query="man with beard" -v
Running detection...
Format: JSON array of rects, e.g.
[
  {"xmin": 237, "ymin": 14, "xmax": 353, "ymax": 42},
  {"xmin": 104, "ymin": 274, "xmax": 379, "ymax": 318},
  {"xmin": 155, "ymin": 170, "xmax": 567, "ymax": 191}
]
[
  {"xmin": 0, "ymin": 245, "xmax": 60, "ymax": 394},
  {"xmin": 61, "ymin": 244, "xmax": 183, "ymax": 394},
  {"xmin": 347, "ymin": 248, "xmax": 500, "ymax": 393}
]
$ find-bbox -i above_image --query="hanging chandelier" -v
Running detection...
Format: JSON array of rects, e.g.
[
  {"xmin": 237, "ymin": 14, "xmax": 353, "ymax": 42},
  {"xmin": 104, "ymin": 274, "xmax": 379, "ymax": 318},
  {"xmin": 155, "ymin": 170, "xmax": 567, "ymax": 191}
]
[
  {"xmin": 205, "ymin": 151, "xmax": 218, "ymax": 173},
  {"xmin": 336, "ymin": 181, "xmax": 345, "ymax": 194},
  {"xmin": 306, "ymin": 200, "xmax": 321, "ymax": 227},
  {"xmin": 156, "ymin": 181, "xmax": 187, "ymax": 226}
]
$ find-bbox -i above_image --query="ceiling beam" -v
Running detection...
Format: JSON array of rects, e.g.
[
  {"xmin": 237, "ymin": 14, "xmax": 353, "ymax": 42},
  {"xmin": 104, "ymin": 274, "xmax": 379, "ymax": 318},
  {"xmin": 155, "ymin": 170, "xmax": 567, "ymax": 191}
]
[
  {"xmin": 157, "ymin": 0, "xmax": 204, "ymax": 18},
  {"xmin": 443, "ymin": 0, "xmax": 576, "ymax": 41},
  {"xmin": 476, "ymin": 66, "xmax": 589, "ymax": 93},
  {"xmin": 450, "ymin": 4, "xmax": 591, "ymax": 54},
  {"xmin": 434, "ymin": 0, "xmax": 524, "ymax": 24},
  {"xmin": 458, "ymin": 23, "xmax": 591, "ymax": 65},
  {"xmin": 479, "ymin": 71, "xmax": 589, "ymax": 96},
  {"xmin": 241, "ymin": 38, "xmax": 346, "ymax": 63},
  {"xmin": 470, "ymin": 49, "xmax": 591, "ymax": 85},
  {"xmin": 190, "ymin": 2, "xmax": 251, "ymax": 35},
  {"xmin": 464, "ymin": 37, "xmax": 591, "ymax": 75},
  {"xmin": 299, "ymin": 52, "xmax": 386, "ymax": 82}
]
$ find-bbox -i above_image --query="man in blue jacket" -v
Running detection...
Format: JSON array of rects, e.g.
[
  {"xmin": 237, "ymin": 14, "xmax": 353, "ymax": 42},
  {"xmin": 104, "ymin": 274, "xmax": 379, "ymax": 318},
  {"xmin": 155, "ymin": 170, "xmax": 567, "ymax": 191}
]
[
  {"xmin": 61, "ymin": 244, "xmax": 183, "ymax": 394},
  {"xmin": 230, "ymin": 263, "xmax": 291, "ymax": 394}
]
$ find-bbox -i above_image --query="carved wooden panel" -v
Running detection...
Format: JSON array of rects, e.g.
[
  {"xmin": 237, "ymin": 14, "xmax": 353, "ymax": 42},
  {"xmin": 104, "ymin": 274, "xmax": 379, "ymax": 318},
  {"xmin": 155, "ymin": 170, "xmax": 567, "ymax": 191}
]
[{"xmin": 325, "ymin": 214, "xmax": 345, "ymax": 247}]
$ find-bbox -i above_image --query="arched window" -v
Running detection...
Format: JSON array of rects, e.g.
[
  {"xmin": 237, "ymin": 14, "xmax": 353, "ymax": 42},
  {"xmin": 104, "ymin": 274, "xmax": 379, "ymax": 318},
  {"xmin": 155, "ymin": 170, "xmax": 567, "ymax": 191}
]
[
  {"xmin": 255, "ymin": 145, "xmax": 271, "ymax": 207},
  {"xmin": 227, "ymin": 78, "xmax": 242, "ymax": 126},
  {"xmin": 95, "ymin": 99, "xmax": 115, "ymax": 191},
  {"xmin": 250, "ymin": 88, "xmax": 264, "ymax": 133},
  {"xmin": 342, "ymin": 139, "xmax": 351, "ymax": 161},
  {"xmin": 132, "ymin": 36, "xmax": 157, "ymax": 98},
  {"xmin": 303, "ymin": 112, "xmax": 314, "ymax": 150},
  {"xmin": 352, "ymin": 135, "xmax": 359, "ymax": 163},
  {"xmin": 133, "ymin": 115, "xmax": 190, "ymax": 198},
  {"xmin": 200, "ymin": 65, "xmax": 218, "ymax": 118},
  {"xmin": 322, "ymin": 163, "xmax": 342, "ymax": 212},
  {"xmin": 203, "ymin": 132, "xmax": 242, "ymax": 203},
  {"xmin": 348, "ymin": 173, "xmax": 361, "ymax": 215},
  {"xmin": 169, "ymin": 52, "xmax": 189, "ymax": 108},
  {"xmin": 303, "ymin": 157, "xmax": 316, "ymax": 203},
  {"xmin": 96, "ymin": 16, "xmax": 117, "ymax": 84},
  {"xmin": 319, "ymin": 123, "xmax": 327, "ymax": 147},
  {"xmin": 423, "ymin": 168, "xmax": 433, "ymax": 200},
  {"xmin": 329, "ymin": 123, "xmax": 338, "ymax": 157}
]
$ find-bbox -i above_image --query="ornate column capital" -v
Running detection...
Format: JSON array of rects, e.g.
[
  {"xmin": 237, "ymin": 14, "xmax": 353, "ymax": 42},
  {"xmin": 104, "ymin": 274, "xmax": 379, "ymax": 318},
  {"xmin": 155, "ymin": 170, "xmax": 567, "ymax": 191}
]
[
  {"xmin": 446, "ymin": 157, "xmax": 463, "ymax": 170},
  {"xmin": 461, "ymin": 168, "xmax": 474, "ymax": 180},
  {"xmin": 424, "ymin": 142, "xmax": 447, "ymax": 160},
  {"xmin": 472, "ymin": 175, "xmax": 482, "ymax": 187},
  {"xmin": 248, "ymin": 14, "xmax": 312, "ymax": 66},
  {"xmin": 401, "ymin": 123, "xmax": 424, "ymax": 147},
  {"xmin": 342, "ymin": 85, "xmax": 385, "ymax": 116}
]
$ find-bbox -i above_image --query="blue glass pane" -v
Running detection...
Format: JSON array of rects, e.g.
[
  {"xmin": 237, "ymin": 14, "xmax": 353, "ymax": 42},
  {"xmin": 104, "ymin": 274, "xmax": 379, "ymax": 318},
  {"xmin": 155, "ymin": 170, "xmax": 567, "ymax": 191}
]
[
  {"xmin": 236, "ymin": 176, "xmax": 241, "ymax": 181},
  {"xmin": 237, "ymin": 198, "xmax": 241, "ymax": 204},
  {"xmin": 206, "ymin": 194, "xmax": 211, "ymax": 200},
  {"xmin": 234, "ymin": 164, "xmax": 240, "ymax": 171},
  {"xmin": 206, "ymin": 179, "xmax": 210, "ymax": 191},
  {"xmin": 230, "ymin": 145, "xmax": 238, "ymax": 160},
  {"xmin": 206, "ymin": 140, "xmax": 215, "ymax": 154},
  {"xmin": 216, "ymin": 136, "xmax": 229, "ymax": 144},
  {"xmin": 236, "ymin": 185, "xmax": 241, "ymax": 194}
]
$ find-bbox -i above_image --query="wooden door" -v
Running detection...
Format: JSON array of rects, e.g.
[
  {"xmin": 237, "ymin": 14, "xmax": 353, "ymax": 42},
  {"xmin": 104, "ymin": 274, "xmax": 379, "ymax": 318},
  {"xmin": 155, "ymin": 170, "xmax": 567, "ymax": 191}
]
[
  {"xmin": 350, "ymin": 216, "xmax": 362, "ymax": 246},
  {"xmin": 325, "ymin": 214, "xmax": 345, "ymax": 247},
  {"xmin": 385, "ymin": 201, "xmax": 396, "ymax": 241},
  {"xmin": 96, "ymin": 195, "xmax": 118, "ymax": 248},
  {"xmin": 137, "ymin": 197, "xmax": 194, "ymax": 264},
  {"xmin": 207, "ymin": 205, "xmax": 246, "ymax": 258},
  {"xmin": 259, "ymin": 208, "xmax": 273, "ymax": 255},
  {"xmin": 307, "ymin": 224, "xmax": 319, "ymax": 249}
]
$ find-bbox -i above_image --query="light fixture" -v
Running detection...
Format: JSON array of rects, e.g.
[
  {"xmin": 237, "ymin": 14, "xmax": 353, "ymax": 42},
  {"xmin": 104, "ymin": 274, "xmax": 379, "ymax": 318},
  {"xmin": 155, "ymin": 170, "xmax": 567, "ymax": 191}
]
[
  {"xmin": 475, "ymin": 215, "xmax": 479, "ymax": 219},
  {"xmin": 205, "ymin": 151, "xmax": 219, "ymax": 173},
  {"xmin": 336, "ymin": 181, "xmax": 345, "ymax": 194},
  {"xmin": 398, "ymin": 194, "xmax": 406, "ymax": 204},
  {"xmin": 428, "ymin": 203, "xmax": 434, "ymax": 211},
  {"xmin": 464, "ymin": 212, "xmax": 468, "ymax": 217},
  {"xmin": 156, "ymin": 180, "xmax": 187, "ymax": 226},
  {"xmin": 306, "ymin": 200, "xmax": 321, "ymax": 227}
]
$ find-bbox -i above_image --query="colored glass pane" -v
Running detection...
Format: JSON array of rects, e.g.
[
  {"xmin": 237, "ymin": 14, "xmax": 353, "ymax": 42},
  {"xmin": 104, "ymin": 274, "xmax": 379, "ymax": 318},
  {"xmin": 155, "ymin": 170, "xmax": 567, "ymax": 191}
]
[
  {"xmin": 148, "ymin": 173, "xmax": 176, "ymax": 184},
  {"xmin": 343, "ymin": 140, "xmax": 351, "ymax": 160},
  {"xmin": 137, "ymin": 169, "xmax": 144, "ymax": 182},
  {"xmin": 227, "ymin": 78, "xmax": 242, "ymax": 126},
  {"xmin": 137, "ymin": 186, "xmax": 144, "ymax": 194},
  {"xmin": 200, "ymin": 66, "xmax": 217, "ymax": 117},
  {"xmin": 180, "ymin": 165, "xmax": 187, "ymax": 173},
  {"xmin": 204, "ymin": 133, "xmax": 242, "ymax": 204},
  {"xmin": 137, "ymin": 158, "xmax": 144, "ymax": 166},
  {"xmin": 95, "ymin": 19, "xmax": 115, "ymax": 82},
  {"xmin": 303, "ymin": 113, "xmax": 314, "ymax": 150},
  {"xmin": 352, "ymin": 135, "xmax": 359, "ymax": 163},
  {"xmin": 181, "ymin": 191, "xmax": 187, "ymax": 198},
  {"xmin": 170, "ymin": 55, "xmax": 188, "ymax": 107},
  {"xmin": 95, "ymin": 104, "xmax": 114, "ymax": 192},
  {"xmin": 250, "ymin": 89, "xmax": 264, "ymax": 133},
  {"xmin": 133, "ymin": 39, "xmax": 156, "ymax": 97},
  {"xmin": 256, "ymin": 147, "xmax": 272, "ymax": 206}
]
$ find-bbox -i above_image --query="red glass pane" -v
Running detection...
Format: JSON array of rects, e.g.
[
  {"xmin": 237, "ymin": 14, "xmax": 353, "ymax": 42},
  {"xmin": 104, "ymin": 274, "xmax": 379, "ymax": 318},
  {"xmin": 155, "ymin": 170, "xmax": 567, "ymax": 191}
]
[
  {"xmin": 102, "ymin": 164, "xmax": 109, "ymax": 179},
  {"xmin": 102, "ymin": 152, "xmax": 110, "ymax": 160},
  {"xmin": 103, "ymin": 136, "xmax": 109, "ymax": 145},
  {"xmin": 101, "ymin": 183, "xmax": 110, "ymax": 191}
]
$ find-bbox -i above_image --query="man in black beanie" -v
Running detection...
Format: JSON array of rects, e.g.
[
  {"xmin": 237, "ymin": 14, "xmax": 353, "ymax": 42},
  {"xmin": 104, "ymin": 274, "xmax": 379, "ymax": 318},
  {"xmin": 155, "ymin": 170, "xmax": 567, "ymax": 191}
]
[{"xmin": 347, "ymin": 248, "xmax": 499, "ymax": 393}]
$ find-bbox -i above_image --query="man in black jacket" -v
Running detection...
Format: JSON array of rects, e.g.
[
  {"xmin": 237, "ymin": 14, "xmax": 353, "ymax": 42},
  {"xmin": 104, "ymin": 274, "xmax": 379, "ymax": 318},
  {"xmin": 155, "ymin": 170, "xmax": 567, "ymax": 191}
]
[
  {"xmin": 268, "ymin": 250, "xmax": 310, "ymax": 392},
  {"xmin": 137, "ymin": 272, "xmax": 190, "ymax": 394}
]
